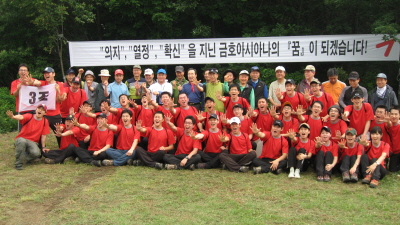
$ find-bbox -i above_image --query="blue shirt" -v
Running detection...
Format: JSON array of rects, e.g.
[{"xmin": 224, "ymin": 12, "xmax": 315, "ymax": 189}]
[
  {"xmin": 249, "ymin": 79, "xmax": 269, "ymax": 99},
  {"xmin": 107, "ymin": 81, "xmax": 129, "ymax": 108},
  {"xmin": 181, "ymin": 82, "xmax": 204, "ymax": 104}
]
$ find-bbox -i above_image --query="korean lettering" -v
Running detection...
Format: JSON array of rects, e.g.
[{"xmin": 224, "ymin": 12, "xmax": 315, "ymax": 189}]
[
  {"xmin": 219, "ymin": 42, "xmax": 227, "ymax": 57},
  {"xmin": 188, "ymin": 43, "xmax": 196, "ymax": 58},
  {"xmin": 199, "ymin": 43, "xmax": 216, "ymax": 58},
  {"xmin": 101, "ymin": 45, "xmax": 121, "ymax": 60}
]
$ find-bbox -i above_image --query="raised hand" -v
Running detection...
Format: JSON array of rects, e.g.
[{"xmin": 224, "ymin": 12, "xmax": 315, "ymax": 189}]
[
  {"xmin": 129, "ymin": 99, "xmax": 138, "ymax": 108},
  {"xmin": 103, "ymin": 80, "xmax": 109, "ymax": 87},
  {"xmin": 215, "ymin": 90, "xmax": 223, "ymax": 100},
  {"xmin": 220, "ymin": 113, "xmax": 228, "ymax": 124},
  {"xmin": 338, "ymin": 139, "xmax": 348, "ymax": 149},
  {"xmin": 247, "ymin": 107, "xmax": 256, "ymax": 118},
  {"xmin": 342, "ymin": 112, "xmax": 350, "ymax": 122},
  {"xmin": 296, "ymin": 105, "xmax": 304, "ymax": 115},
  {"xmin": 6, "ymin": 110, "xmax": 14, "ymax": 118},
  {"xmin": 218, "ymin": 133, "xmax": 228, "ymax": 142},
  {"xmin": 314, "ymin": 136, "xmax": 323, "ymax": 146},
  {"xmin": 383, "ymin": 111, "xmax": 391, "ymax": 123},
  {"xmin": 134, "ymin": 81, "xmax": 140, "ymax": 90},
  {"xmin": 332, "ymin": 130, "xmax": 342, "ymax": 140},
  {"xmin": 269, "ymin": 105, "xmax": 277, "ymax": 117},
  {"xmin": 287, "ymin": 128, "xmax": 296, "ymax": 139},
  {"xmin": 274, "ymin": 88, "xmax": 282, "ymax": 99},
  {"xmin": 165, "ymin": 114, "xmax": 173, "ymax": 123},
  {"xmin": 302, "ymin": 88, "xmax": 311, "ymax": 101},
  {"xmin": 136, "ymin": 120, "xmax": 143, "ymax": 130},
  {"xmin": 196, "ymin": 111, "xmax": 205, "ymax": 121},
  {"xmin": 79, "ymin": 105, "xmax": 87, "ymax": 114},
  {"xmin": 69, "ymin": 107, "xmax": 75, "ymax": 116},
  {"xmin": 192, "ymin": 79, "xmax": 202, "ymax": 86},
  {"xmin": 359, "ymin": 134, "xmax": 370, "ymax": 147},
  {"xmin": 71, "ymin": 118, "xmax": 80, "ymax": 127},
  {"xmin": 250, "ymin": 123, "xmax": 261, "ymax": 134}
]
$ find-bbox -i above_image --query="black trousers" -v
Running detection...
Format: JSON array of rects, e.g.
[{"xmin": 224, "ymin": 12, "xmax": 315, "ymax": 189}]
[
  {"xmin": 287, "ymin": 147, "xmax": 306, "ymax": 169},
  {"xmin": 389, "ymin": 152, "xmax": 400, "ymax": 172},
  {"xmin": 340, "ymin": 155, "xmax": 359, "ymax": 173},
  {"xmin": 136, "ymin": 148, "xmax": 166, "ymax": 167},
  {"xmin": 163, "ymin": 153, "xmax": 201, "ymax": 169},
  {"xmin": 360, "ymin": 154, "xmax": 387, "ymax": 181},
  {"xmin": 78, "ymin": 140, "xmax": 90, "ymax": 150},
  {"xmin": 252, "ymin": 157, "xmax": 288, "ymax": 174},
  {"xmin": 139, "ymin": 137, "xmax": 149, "ymax": 150},
  {"xmin": 198, "ymin": 151, "xmax": 227, "ymax": 169},
  {"xmin": 219, "ymin": 151, "xmax": 257, "ymax": 172},
  {"xmin": 45, "ymin": 114, "xmax": 63, "ymax": 147},
  {"xmin": 315, "ymin": 151, "xmax": 334, "ymax": 176},
  {"xmin": 42, "ymin": 144, "xmax": 77, "ymax": 164},
  {"xmin": 73, "ymin": 146, "xmax": 108, "ymax": 163}
]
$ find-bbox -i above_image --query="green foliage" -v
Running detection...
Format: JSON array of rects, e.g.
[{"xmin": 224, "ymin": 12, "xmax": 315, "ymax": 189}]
[{"xmin": 0, "ymin": 87, "xmax": 16, "ymax": 133}]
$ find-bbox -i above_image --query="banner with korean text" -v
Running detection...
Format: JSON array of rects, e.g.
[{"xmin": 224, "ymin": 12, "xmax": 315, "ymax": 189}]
[
  {"xmin": 19, "ymin": 84, "xmax": 56, "ymax": 112},
  {"xmin": 69, "ymin": 34, "xmax": 400, "ymax": 66}
]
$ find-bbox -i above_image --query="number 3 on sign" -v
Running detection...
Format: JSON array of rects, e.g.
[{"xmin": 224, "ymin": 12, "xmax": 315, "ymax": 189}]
[
  {"xmin": 19, "ymin": 84, "xmax": 56, "ymax": 112},
  {"xmin": 29, "ymin": 91, "xmax": 49, "ymax": 104}
]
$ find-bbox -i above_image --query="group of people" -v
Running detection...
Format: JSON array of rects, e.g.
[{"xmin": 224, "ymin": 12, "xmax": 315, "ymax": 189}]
[{"xmin": 9, "ymin": 63, "xmax": 400, "ymax": 189}]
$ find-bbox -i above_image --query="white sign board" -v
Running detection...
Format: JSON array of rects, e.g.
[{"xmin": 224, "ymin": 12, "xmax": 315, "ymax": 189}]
[{"xmin": 19, "ymin": 84, "xmax": 56, "ymax": 112}]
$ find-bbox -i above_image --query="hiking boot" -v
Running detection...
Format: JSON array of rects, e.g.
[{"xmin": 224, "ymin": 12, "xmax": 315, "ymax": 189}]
[
  {"xmin": 197, "ymin": 163, "xmax": 206, "ymax": 169},
  {"xmin": 275, "ymin": 168, "xmax": 283, "ymax": 175},
  {"xmin": 91, "ymin": 160, "xmax": 102, "ymax": 167},
  {"xmin": 44, "ymin": 158, "xmax": 55, "ymax": 164},
  {"xmin": 239, "ymin": 166, "xmax": 249, "ymax": 173},
  {"xmin": 253, "ymin": 166, "xmax": 262, "ymax": 175},
  {"xmin": 75, "ymin": 157, "xmax": 81, "ymax": 164},
  {"xmin": 369, "ymin": 179, "xmax": 379, "ymax": 188},
  {"xmin": 15, "ymin": 165, "xmax": 23, "ymax": 170},
  {"xmin": 350, "ymin": 173, "xmax": 359, "ymax": 183},
  {"xmin": 132, "ymin": 159, "xmax": 143, "ymax": 166},
  {"xmin": 102, "ymin": 159, "xmax": 114, "ymax": 166},
  {"xmin": 317, "ymin": 176, "xmax": 324, "ymax": 182},
  {"xmin": 189, "ymin": 164, "xmax": 195, "ymax": 171},
  {"xmin": 165, "ymin": 164, "xmax": 177, "ymax": 170},
  {"xmin": 323, "ymin": 174, "xmax": 331, "ymax": 182},
  {"xmin": 288, "ymin": 168, "xmax": 295, "ymax": 178},
  {"xmin": 127, "ymin": 159, "xmax": 134, "ymax": 166},
  {"xmin": 362, "ymin": 174, "xmax": 372, "ymax": 184},
  {"xmin": 294, "ymin": 169, "xmax": 301, "ymax": 178},
  {"xmin": 342, "ymin": 171, "xmax": 350, "ymax": 183},
  {"xmin": 155, "ymin": 162, "xmax": 163, "ymax": 170}
]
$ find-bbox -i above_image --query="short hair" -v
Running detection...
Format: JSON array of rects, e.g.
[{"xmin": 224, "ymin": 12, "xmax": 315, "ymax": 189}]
[
  {"xmin": 119, "ymin": 94, "xmax": 129, "ymax": 100},
  {"xmin": 154, "ymin": 111, "xmax": 164, "ymax": 118},
  {"xmin": 185, "ymin": 115, "xmax": 196, "ymax": 124},
  {"xmin": 18, "ymin": 63, "xmax": 29, "ymax": 71},
  {"xmin": 229, "ymin": 83, "xmax": 241, "ymax": 92},
  {"xmin": 327, "ymin": 68, "xmax": 338, "ymax": 77},
  {"xmin": 160, "ymin": 91, "xmax": 172, "ymax": 98},
  {"xmin": 390, "ymin": 105, "xmax": 400, "ymax": 113},
  {"xmin": 188, "ymin": 68, "xmax": 197, "ymax": 74},
  {"xmin": 257, "ymin": 97, "xmax": 268, "ymax": 103},
  {"xmin": 370, "ymin": 126, "xmax": 383, "ymax": 135},
  {"xmin": 100, "ymin": 99, "xmax": 110, "ymax": 107},
  {"xmin": 204, "ymin": 69, "xmax": 209, "ymax": 74},
  {"xmin": 375, "ymin": 105, "xmax": 387, "ymax": 112},
  {"xmin": 311, "ymin": 101, "xmax": 324, "ymax": 110},
  {"xmin": 121, "ymin": 109, "xmax": 133, "ymax": 117},
  {"xmin": 178, "ymin": 92, "xmax": 188, "ymax": 98}
]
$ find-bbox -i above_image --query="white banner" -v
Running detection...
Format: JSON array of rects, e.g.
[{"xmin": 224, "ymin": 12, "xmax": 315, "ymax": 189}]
[
  {"xmin": 69, "ymin": 34, "xmax": 400, "ymax": 66},
  {"xmin": 19, "ymin": 84, "xmax": 56, "ymax": 112}
]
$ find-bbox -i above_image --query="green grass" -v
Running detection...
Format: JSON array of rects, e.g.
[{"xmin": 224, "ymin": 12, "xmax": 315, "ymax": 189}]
[{"xmin": 1, "ymin": 131, "xmax": 400, "ymax": 224}]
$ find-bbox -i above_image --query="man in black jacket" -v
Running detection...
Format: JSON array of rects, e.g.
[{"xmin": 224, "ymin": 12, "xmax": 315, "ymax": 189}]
[{"xmin": 369, "ymin": 73, "xmax": 398, "ymax": 111}]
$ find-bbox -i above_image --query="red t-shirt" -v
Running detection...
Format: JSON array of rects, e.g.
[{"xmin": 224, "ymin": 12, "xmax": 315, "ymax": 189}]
[
  {"xmin": 309, "ymin": 92, "xmax": 335, "ymax": 117},
  {"xmin": 59, "ymin": 125, "xmax": 80, "ymax": 150},
  {"xmin": 344, "ymin": 103, "xmax": 374, "ymax": 136},
  {"xmin": 365, "ymin": 141, "xmax": 390, "ymax": 168},
  {"xmin": 201, "ymin": 129, "xmax": 224, "ymax": 153},
  {"xmin": 323, "ymin": 119, "xmax": 347, "ymax": 144},
  {"xmin": 60, "ymin": 88, "xmax": 88, "ymax": 117},
  {"xmin": 279, "ymin": 92, "xmax": 307, "ymax": 110},
  {"xmin": 224, "ymin": 97, "xmax": 250, "ymax": 119},
  {"xmin": 225, "ymin": 116, "xmax": 253, "ymax": 135},
  {"xmin": 86, "ymin": 125, "xmax": 114, "ymax": 151},
  {"xmin": 259, "ymin": 132, "xmax": 288, "ymax": 159},
  {"xmin": 174, "ymin": 106, "xmax": 198, "ymax": 129},
  {"xmin": 292, "ymin": 138, "xmax": 315, "ymax": 155},
  {"xmin": 226, "ymin": 132, "xmax": 252, "ymax": 155},
  {"xmin": 174, "ymin": 128, "xmax": 202, "ymax": 155},
  {"xmin": 134, "ymin": 105, "xmax": 154, "ymax": 128},
  {"xmin": 302, "ymin": 115, "xmax": 323, "ymax": 141},
  {"xmin": 278, "ymin": 115, "xmax": 299, "ymax": 134},
  {"xmin": 114, "ymin": 125, "xmax": 141, "ymax": 150},
  {"xmin": 339, "ymin": 142, "xmax": 363, "ymax": 162},
  {"xmin": 389, "ymin": 122, "xmax": 400, "ymax": 154},
  {"xmin": 16, "ymin": 114, "xmax": 50, "ymax": 143},
  {"xmin": 316, "ymin": 141, "xmax": 338, "ymax": 157},
  {"xmin": 144, "ymin": 127, "xmax": 175, "ymax": 153},
  {"xmin": 155, "ymin": 105, "xmax": 175, "ymax": 129},
  {"xmin": 11, "ymin": 78, "xmax": 38, "ymax": 112},
  {"xmin": 95, "ymin": 112, "xmax": 117, "ymax": 125},
  {"xmin": 40, "ymin": 81, "xmax": 65, "ymax": 116},
  {"xmin": 115, "ymin": 108, "xmax": 136, "ymax": 126},
  {"xmin": 74, "ymin": 113, "xmax": 96, "ymax": 141},
  {"xmin": 370, "ymin": 120, "xmax": 391, "ymax": 148},
  {"xmin": 252, "ymin": 110, "xmax": 274, "ymax": 132},
  {"xmin": 201, "ymin": 111, "xmax": 223, "ymax": 131}
]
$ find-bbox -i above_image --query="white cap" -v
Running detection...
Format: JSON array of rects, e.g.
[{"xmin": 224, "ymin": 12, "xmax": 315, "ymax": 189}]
[
  {"xmin": 275, "ymin": 66, "xmax": 285, "ymax": 72},
  {"xmin": 230, "ymin": 117, "xmax": 241, "ymax": 124},
  {"xmin": 239, "ymin": 70, "xmax": 249, "ymax": 75},
  {"xmin": 144, "ymin": 68, "xmax": 154, "ymax": 75},
  {"xmin": 98, "ymin": 69, "xmax": 111, "ymax": 76}
]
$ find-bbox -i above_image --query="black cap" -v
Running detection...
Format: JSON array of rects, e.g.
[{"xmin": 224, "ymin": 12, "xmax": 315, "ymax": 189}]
[
  {"xmin": 43, "ymin": 67, "xmax": 54, "ymax": 73},
  {"xmin": 209, "ymin": 68, "xmax": 218, "ymax": 73},
  {"xmin": 223, "ymin": 69, "xmax": 236, "ymax": 78},
  {"xmin": 351, "ymin": 91, "xmax": 363, "ymax": 99},
  {"xmin": 321, "ymin": 126, "xmax": 331, "ymax": 133},
  {"xmin": 66, "ymin": 68, "xmax": 75, "ymax": 74},
  {"xmin": 96, "ymin": 113, "xmax": 107, "ymax": 118},
  {"xmin": 175, "ymin": 66, "xmax": 184, "ymax": 72},
  {"xmin": 328, "ymin": 105, "xmax": 341, "ymax": 114},
  {"xmin": 65, "ymin": 115, "xmax": 75, "ymax": 120},
  {"xmin": 72, "ymin": 77, "xmax": 81, "ymax": 84},
  {"xmin": 273, "ymin": 120, "xmax": 283, "ymax": 128},
  {"xmin": 83, "ymin": 100, "xmax": 93, "ymax": 107},
  {"xmin": 208, "ymin": 114, "xmax": 218, "ymax": 120},
  {"xmin": 251, "ymin": 66, "xmax": 260, "ymax": 71},
  {"xmin": 285, "ymin": 79, "xmax": 296, "ymax": 85},
  {"xmin": 204, "ymin": 97, "xmax": 215, "ymax": 103},
  {"xmin": 348, "ymin": 71, "xmax": 359, "ymax": 80},
  {"xmin": 232, "ymin": 104, "xmax": 244, "ymax": 110}
]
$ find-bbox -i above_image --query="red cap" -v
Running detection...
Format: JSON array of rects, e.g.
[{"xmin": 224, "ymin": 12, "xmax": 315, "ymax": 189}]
[
  {"xmin": 37, "ymin": 104, "xmax": 47, "ymax": 112},
  {"xmin": 114, "ymin": 69, "xmax": 124, "ymax": 75}
]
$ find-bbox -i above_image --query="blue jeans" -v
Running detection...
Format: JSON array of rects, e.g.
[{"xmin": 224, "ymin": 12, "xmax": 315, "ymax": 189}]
[{"xmin": 106, "ymin": 148, "xmax": 136, "ymax": 166}]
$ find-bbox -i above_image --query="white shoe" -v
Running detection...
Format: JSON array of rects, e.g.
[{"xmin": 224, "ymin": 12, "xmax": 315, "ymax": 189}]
[
  {"xmin": 288, "ymin": 168, "xmax": 295, "ymax": 178},
  {"xmin": 294, "ymin": 169, "xmax": 301, "ymax": 178}
]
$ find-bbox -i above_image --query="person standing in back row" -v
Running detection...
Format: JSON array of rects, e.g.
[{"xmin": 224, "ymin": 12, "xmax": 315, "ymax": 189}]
[{"xmin": 248, "ymin": 66, "xmax": 268, "ymax": 103}]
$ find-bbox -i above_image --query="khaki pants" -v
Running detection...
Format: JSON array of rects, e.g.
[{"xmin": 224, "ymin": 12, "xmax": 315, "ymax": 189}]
[{"xmin": 14, "ymin": 137, "xmax": 41, "ymax": 167}]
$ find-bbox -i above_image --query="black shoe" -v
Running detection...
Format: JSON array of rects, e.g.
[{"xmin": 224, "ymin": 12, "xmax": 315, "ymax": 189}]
[
  {"xmin": 189, "ymin": 164, "xmax": 195, "ymax": 171},
  {"xmin": 155, "ymin": 162, "xmax": 163, "ymax": 170},
  {"xmin": 91, "ymin": 160, "xmax": 102, "ymax": 167},
  {"xmin": 127, "ymin": 159, "xmax": 134, "ymax": 166},
  {"xmin": 75, "ymin": 157, "xmax": 81, "ymax": 164},
  {"xmin": 196, "ymin": 163, "xmax": 207, "ymax": 169},
  {"xmin": 15, "ymin": 165, "xmax": 23, "ymax": 170}
]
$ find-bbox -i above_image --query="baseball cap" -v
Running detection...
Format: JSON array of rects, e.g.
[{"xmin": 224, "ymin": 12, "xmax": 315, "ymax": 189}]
[
  {"xmin": 114, "ymin": 69, "xmax": 124, "ymax": 75},
  {"xmin": 157, "ymin": 68, "xmax": 167, "ymax": 74},
  {"xmin": 351, "ymin": 91, "xmax": 363, "ymax": 99},
  {"xmin": 282, "ymin": 101, "xmax": 292, "ymax": 108},
  {"xmin": 275, "ymin": 66, "xmax": 286, "ymax": 72},
  {"xmin": 65, "ymin": 114, "xmax": 74, "ymax": 121},
  {"xmin": 96, "ymin": 113, "xmax": 107, "ymax": 119},
  {"xmin": 376, "ymin": 73, "xmax": 387, "ymax": 79},
  {"xmin": 328, "ymin": 105, "xmax": 341, "ymax": 114},
  {"xmin": 85, "ymin": 70, "xmax": 95, "ymax": 77},
  {"xmin": 208, "ymin": 114, "xmax": 218, "ymax": 120},
  {"xmin": 99, "ymin": 69, "xmax": 111, "ymax": 77},
  {"xmin": 310, "ymin": 78, "xmax": 320, "ymax": 85},
  {"xmin": 66, "ymin": 69, "xmax": 75, "ymax": 74},
  {"xmin": 345, "ymin": 127, "xmax": 357, "ymax": 136},
  {"xmin": 223, "ymin": 69, "xmax": 236, "ymax": 78},
  {"xmin": 209, "ymin": 68, "xmax": 218, "ymax": 73},
  {"xmin": 204, "ymin": 97, "xmax": 215, "ymax": 103},
  {"xmin": 239, "ymin": 70, "xmax": 249, "ymax": 75},
  {"xmin": 348, "ymin": 71, "xmax": 359, "ymax": 80},
  {"xmin": 321, "ymin": 126, "xmax": 331, "ymax": 133},
  {"xmin": 304, "ymin": 65, "xmax": 315, "ymax": 71},
  {"xmin": 43, "ymin": 67, "xmax": 54, "ymax": 73},
  {"xmin": 273, "ymin": 120, "xmax": 283, "ymax": 128},
  {"xmin": 37, "ymin": 104, "xmax": 47, "ymax": 112},
  {"xmin": 175, "ymin": 66, "xmax": 184, "ymax": 72},
  {"xmin": 144, "ymin": 68, "xmax": 154, "ymax": 75},
  {"xmin": 251, "ymin": 66, "xmax": 260, "ymax": 71},
  {"xmin": 299, "ymin": 123, "xmax": 310, "ymax": 130},
  {"xmin": 285, "ymin": 79, "xmax": 296, "ymax": 85},
  {"xmin": 83, "ymin": 100, "xmax": 93, "ymax": 107},
  {"xmin": 133, "ymin": 65, "xmax": 141, "ymax": 69},
  {"xmin": 230, "ymin": 117, "xmax": 241, "ymax": 124},
  {"xmin": 72, "ymin": 77, "xmax": 81, "ymax": 84}
]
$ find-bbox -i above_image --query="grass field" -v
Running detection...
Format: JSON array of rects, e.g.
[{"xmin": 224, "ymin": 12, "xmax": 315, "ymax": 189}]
[{"xmin": 1, "ymin": 131, "xmax": 400, "ymax": 225}]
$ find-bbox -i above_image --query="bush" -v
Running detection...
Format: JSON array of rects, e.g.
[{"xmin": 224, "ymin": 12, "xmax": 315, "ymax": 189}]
[{"xmin": 0, "ymin": 87, "xmax": 17, "ymax": 133}]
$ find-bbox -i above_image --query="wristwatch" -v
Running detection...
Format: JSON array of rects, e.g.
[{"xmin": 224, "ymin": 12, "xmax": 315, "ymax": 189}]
[{"xmin": 185, "ymin": 156, "xmax": 189, "ymax": 160}]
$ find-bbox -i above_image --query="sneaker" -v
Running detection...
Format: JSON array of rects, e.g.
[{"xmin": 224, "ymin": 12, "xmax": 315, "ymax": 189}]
[
  {"xmin": 63, "ymin": 156, "xmax": 74, "ymax": 163},
  {"xmin": 323, "ymin": 174, "xmax": 331, "ymax": 182},
  {"xmin": 369, "ymin": 179, "xmax": 379, "ymax": 188},
  {"xmin": 253, "ymin": 166, "xmax": 262, "ymax": 175},
  {"xmin": 189, "ymin": 164, "xmax": 195, "ymax": 171},
  {"xmin": 317, "ymin": 176, "xmax": 324, "ymax": 182},
  {"xmin": 127, "ymin": 159, "xmax": 134, "ymax": 166},
  {"xmin": 350, "ymin": 173, "xmax": 359, "ymax": 183},
  {"xmin": 90, "ymin": 160, "xmax": 102, "ymax": 167},
  {"xmin": 75, "ymin": 157, "xmax": 81, "ymax": 164},
  {"xmin": 44, "ymin": 158, "xmax": 55, "ymax": 164},
  {"xmin": 362, "ymin": 174, "xmax": 372, "ymax": 184},
  {"xmin": 165, "ymin": 164, "xmax": 177, "ymax": 170},
  {"xmin": 239, "ymin": 166, "xmax": 249, "ymax": 173},
  {"xmin": 288, "ymin": 168, "xmax": 295, "ymax": 178},
  {"xmin": 15, "ymin": 165, "xmax": 23, "ymax": 170},
  {"xmin": 102, "ymin": 159, "xmax": 114, "ymax": 166},
  {"xmin": 294, "ymin": 169, "xmax": 301, "ymax": 178},
  {"xmin": 132, "ymin": 159, "xmax": 143, "ymax": 166},
  {"xmin": 196, "ymin": 163, "xmax": 206, "ymax": 169},
  {"xmin": 342, "ymin": 171, "xmax": 350, "ymax": 183},
  {"xmin": 155, "ymin": 162, "xmax": 163, "ymax": 170}
]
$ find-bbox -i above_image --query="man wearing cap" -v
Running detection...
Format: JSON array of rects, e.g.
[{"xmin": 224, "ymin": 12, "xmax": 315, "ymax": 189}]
[
  {"xmin": 171, "ymin": 66, "xmax": 188, "ymax": 105},
  {"xmin": 63, "ymin": 68, "xmax": 76, "ymax": 88},
  {"xmin": 74, "ymin": 101, "xmax": 97, "ymax": 149},
  {"xmin": 147, "ymin": 68, "xmax": 173, "ymax": 105},
  {"xmin": 338, "ymin": 71, "xmax": 368, "ymax": 109},
  {"xmin": 219, "ymin": 117, "xmax": 257, "ymax": 173},
  {"xmin": 125, "ymin": 65, "xmax": 146, "ymax": 104},
  {"xmin": 369, "ymin": 73, "xmax": 398, "ymax": 111},
  {"xmin": 60, "ymin": 76, "xmax": 88, "ymax": 121},
  {"xmin": 321, "ymin": 68, "xmax": 346, "ymax": 104},
  {"xmin": 251, "ymin": 120, "xmax": 289, "ymax": 175},
  {"xmin": 104, "ymin": 69, "xmax": 129, "ymax": 108},
  {"xmin": 270, "ymin": 101, "xmax": 299, "ymax": 135},
  {"xmin": 305, "ymin": 78, "xmax": 335, "ymax": 117},
  {"xmin": 337, "ymin": 127, "xmax": 363, "ymax": 182},
  {"xmin": 181, "ymin": 68, "xmax": 204, "ymax": 111},
  {"xmin": 342, "ymin": 91, "xmax": 374, "ymax": 137},
  {"xmin": 204, "ymin": 68, "xmax": 225, "ymax": 112},
  {"xmin": 143, "ymin": 68, "xmax": 156, "ymax": 88},
  {"xmin": 248, "ymin": 66, "xmax": 268, "ymax": 104},
  {"xmin": 7, "ymin": 105, "xmax": 50, "ymax": 170},
  {"xmin": 269, "ymin": 66, "xmax": 286, "ymax": 107},
  {"xmin": 237, "ymin": 70, "xmax": 255, "ymax": 109},
  {"xmin": 168, "ymin": 92, "xmax": 198, "ymax": 130},
  {"xmin": 297, "ymin": 65, "xmax": 316, "ymax": 94},
  {"xmin": 223, "ymin": 69, "xmax": 236, "ymax": 96},
  {"xmin": 94, "ymin": 69, "xmax": 111, "ymax": 112},
  {"xmin": 81, "ymin": 70, "xmax": 98, "ymax": 107},
  {"xmin": 197, "ymin": 97, "xmax": 223, "ymax": 132}
]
